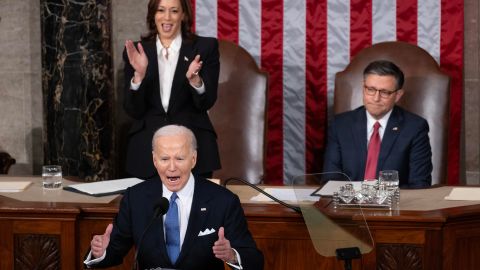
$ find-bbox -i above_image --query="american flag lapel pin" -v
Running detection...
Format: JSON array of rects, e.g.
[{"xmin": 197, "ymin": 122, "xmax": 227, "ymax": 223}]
[
  {"xmin": 184, "ymin": 56, "xmax": 189, "ymax": 61},
  {"xmin": 201, "ymin": 207, "xmax": 206, "ymax": 211}
]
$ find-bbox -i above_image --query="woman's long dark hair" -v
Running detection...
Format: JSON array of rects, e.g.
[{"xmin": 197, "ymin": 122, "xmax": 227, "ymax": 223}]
[{"xmin": 141, "ymin": 0, "xmax": 196, "ymax": 42}]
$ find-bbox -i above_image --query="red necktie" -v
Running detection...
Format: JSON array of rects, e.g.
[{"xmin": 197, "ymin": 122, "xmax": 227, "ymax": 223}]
[{"xmin": 364, "ymin": 122, "xmax": 381, "ymax": 180}]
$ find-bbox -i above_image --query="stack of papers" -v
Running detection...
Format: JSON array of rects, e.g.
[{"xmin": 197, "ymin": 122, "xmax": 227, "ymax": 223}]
[
  {"xmin": 0, "ymin": 181, "xmax": 32, "ymax": 192},
  {"xmin": 63, "ymin": 178, "xmax": 144, "ymax": 197},
  {"xmin": 444, "ymin": 187, "xmax": 480, "ymax": 201}
]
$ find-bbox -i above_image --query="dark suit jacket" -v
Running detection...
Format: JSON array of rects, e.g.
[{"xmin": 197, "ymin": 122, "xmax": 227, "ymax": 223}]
[
  {"xmin": 123, "ymin": 36, "xmax": 221, "ymax": 179},
  {"xmin": 323, "ymin": 106, "xmax": 432, "ymax": 188},
  {"xmin": 89, "ymin": 176, "xmax": 264, "ymax": 270}
]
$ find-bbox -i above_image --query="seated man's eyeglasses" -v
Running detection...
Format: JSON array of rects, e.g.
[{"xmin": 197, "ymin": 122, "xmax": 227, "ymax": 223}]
[{"xmin": 364, "ymin": 85, "xmax": 398, "ymax": 98}]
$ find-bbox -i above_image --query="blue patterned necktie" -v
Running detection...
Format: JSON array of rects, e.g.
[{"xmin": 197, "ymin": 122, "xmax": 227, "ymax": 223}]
[{"xmin": 165, "ymin": 193, "xmax": 180, "ymax": 264}]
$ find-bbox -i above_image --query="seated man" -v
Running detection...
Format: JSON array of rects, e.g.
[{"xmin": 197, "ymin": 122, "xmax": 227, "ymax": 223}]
[
  {"xmin": 323, "ymin": 60, "xmax": 432, "ymax": 188},
  {"xmin": 85, "ymin": 125, "xmax": 264, "ymax": 269}
]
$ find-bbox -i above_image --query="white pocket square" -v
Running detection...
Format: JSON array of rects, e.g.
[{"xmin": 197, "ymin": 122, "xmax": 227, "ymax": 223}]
[{"xmin": 198, "ymin": 228, "xmax": 216, "ymax": 236}]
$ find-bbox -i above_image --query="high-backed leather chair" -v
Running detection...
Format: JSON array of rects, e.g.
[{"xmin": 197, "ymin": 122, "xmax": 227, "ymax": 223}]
[
  {"xmin": 334, "ymin": 41, "xmax": 450, "ymax": 185},
  {"xmin": 0, "ymin": 151, "xmax": 16, "ymax": 174},
  {"xmin": 209, "ymin": 40, "xmax": 268, "ymax": 184}
]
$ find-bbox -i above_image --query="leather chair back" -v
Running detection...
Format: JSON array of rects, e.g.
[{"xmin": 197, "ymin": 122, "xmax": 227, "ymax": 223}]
[
  {"xmin": 0, "ymin": 152, "xmax": 16, "ymax": 174},
  {"xmin": 334, "ymin": 41, "xmax": 450, "ymax": 185},
  {"xmin": 209, "ymin": 40, "xmax": 268, "ymax": 184}
]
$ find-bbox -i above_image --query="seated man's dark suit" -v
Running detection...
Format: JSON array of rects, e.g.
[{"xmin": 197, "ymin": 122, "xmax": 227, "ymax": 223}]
[
  {"xmin": 323, "ymin": 105, "xmax": 432, "ymax": 188},
  {"xmin": 88, "ymin": 176, "xmax": 263, "ymax": 270}
]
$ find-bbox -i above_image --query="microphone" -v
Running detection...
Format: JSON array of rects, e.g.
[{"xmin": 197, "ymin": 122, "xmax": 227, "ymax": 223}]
[
  {"xmin": 152, "ymin": 197, "xmax": 170, "ymax": 218},
  {"xmin": 132, "ymin": 197, "xmax": 169, "ymax": 270},
  {"xmin": 223, "ymin": 177, "xmax": 301, "ymax": 213}
]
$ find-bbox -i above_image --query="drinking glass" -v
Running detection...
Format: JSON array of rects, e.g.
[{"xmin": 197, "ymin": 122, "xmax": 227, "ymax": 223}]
[
  {"xmin": 373, "ymin": 183, "xmax": 389, "ymax": 204},
  {"xmin": 359, "ymin": 183, "xmax": 375, "ymax": 203},
  {"xmin": 379, "ymin": 170, "xmax": 399, "ymax": 203},
  {"xmin": 42, "ymin": 165, "xmax": 63, "ymax": 189},
  {"xmin": 339, "ymin": 184, "xmax": 355, "ymax": 203}
]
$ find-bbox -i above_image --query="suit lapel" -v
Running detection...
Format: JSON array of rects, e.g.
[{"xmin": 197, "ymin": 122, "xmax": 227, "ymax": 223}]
[
  {"xmin": 352, "ymin": 108, "xmax": 368, "ymax": 172},
  {"xmin": 175, "ymin": 178, "xmax": 211, "ymax": 265},
  {"xmin": 378, "ymin": 106, "xmax": 403, "ymax": 169},
  {"xmin": 168, "ymin": 40, "xmax": 195, "ymax": 113},
  {"xmin": 142, "ymin": 40, "xmax": 164, "ymax": 113}
]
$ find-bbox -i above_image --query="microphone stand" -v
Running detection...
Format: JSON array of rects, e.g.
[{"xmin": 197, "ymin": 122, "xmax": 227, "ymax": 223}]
[
  {"xmin": 133, "ymin": 219, "xmax": 156, "ymax": 270},
  {"xmin": 223, "ymin": 177, "xmax": 301, "ymax": 213},
  {"xmin": 336, "ymin": 247, "xmax": 361, "ymax": 270},
  {"xmin": 132, "ymin": 198, "xmax": 169, "ymax": 270}
]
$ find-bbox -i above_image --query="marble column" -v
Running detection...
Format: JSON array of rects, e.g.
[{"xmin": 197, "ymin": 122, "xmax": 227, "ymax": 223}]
[{"xmin": 41, "ymin": 0, "xmax": 113, "ymax": 181}]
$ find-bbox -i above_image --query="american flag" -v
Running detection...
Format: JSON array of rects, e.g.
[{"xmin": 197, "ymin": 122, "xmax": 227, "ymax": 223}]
[{"xmin": 191, "ymin": 0, "xmax": 463, "ymax": 185}]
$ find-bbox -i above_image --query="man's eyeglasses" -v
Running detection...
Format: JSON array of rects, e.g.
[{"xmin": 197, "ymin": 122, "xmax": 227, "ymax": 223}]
[{"xmin": 363, "ymin": 85, "xmax": 398, "ymax": 98}]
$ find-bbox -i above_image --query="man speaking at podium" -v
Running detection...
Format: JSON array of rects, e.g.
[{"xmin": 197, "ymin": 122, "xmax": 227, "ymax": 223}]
[
  {"xmin": 84, "ymin": 125, "xmax": 263, "ymax": 269},
  {"xmin": 323, "ymin": 60, "xmax": 432, "ymax": 188}
]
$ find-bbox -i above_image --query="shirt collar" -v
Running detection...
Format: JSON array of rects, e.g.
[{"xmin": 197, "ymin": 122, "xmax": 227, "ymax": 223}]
[
  {"xmin": 162, "ymin": 172, "xmax": 195, "ymax": 201},
  {"xmin": 156, "ymin": 33, "xmax": 182, "ymax": 56},
  {"xmin": 366, "ymin": 109, "xmax": 393, "ymax": 131}
]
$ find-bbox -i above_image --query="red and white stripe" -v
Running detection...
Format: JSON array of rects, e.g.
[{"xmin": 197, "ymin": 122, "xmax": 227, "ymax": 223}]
[{"xmin": 192, "ymin": 0, "xmax": 463, "ymax": 185}]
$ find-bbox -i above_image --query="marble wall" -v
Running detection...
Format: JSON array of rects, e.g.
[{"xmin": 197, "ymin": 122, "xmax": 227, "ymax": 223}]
[
  {"xmin": 41, "ymin": 0, "xmax": 113, "ymax": 181},
  {"xmin": 0, "ymin": 0, "xmax": 478, "ymax": 183}
]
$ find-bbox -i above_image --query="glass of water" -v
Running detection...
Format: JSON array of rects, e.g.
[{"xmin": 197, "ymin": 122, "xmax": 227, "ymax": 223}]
[
  {"xmin": 42, "ymin": 165, "xmax": 63, "ymax": 189},
  {"xmin": 379, "ymin": 170, "xmax": 399, "ymax": 203},
  {"xmin": 339, "ymin": 184, "xmax": 355, "ymax": 204}
]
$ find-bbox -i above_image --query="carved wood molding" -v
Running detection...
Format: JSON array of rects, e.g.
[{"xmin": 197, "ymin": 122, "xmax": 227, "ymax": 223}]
[
  {"xmin": 14, "ymin": 234, "xmax": 60, "ymax": 270},
  {"xmin": 377, "ymin": 244, "xmax": 423, "ymax": 270}
]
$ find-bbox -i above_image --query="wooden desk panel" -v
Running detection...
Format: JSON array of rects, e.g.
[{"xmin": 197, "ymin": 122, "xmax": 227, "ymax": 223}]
[
  {"xmin": 243, "ymin": 203, "xmax": 351, "ymax": 270},
  {"xmin": 0, "ymin": 202, "xmax": 79, "ymax": 270},
  {"xmin": 1, "ymin": 185, "xmax": 480, "ymax": 269},
  {"xmin": 314, "ymin": 199, "xmax": 480, "ymax": 270}
]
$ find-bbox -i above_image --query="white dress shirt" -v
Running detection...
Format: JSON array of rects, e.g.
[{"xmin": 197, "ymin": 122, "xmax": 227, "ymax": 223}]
[
  {"xmin": 157, "ymin": 34, "xmax": 181, "ymax": 112},
  {"xmin": 366, "ymin": 109, "xmax": 393, "ymax": 143}
]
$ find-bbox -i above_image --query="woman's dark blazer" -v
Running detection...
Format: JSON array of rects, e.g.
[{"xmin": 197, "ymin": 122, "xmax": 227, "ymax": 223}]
[{"xmin": 123, "ymin": 36, "xmax": 221, "ymax": 179}]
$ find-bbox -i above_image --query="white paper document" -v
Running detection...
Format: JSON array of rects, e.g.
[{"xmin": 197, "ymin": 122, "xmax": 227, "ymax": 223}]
[
  {"xmin": 63, "ymin": 178, "xmax": 144, "ymax": 197},
  {"xmin": 444, "ymin": 187, "xmax": 480, "ymax": 201},
  {"xmin": 312, "ymin": 180, "xmax": 365, "ymax": 196},
  {"xmin": 0, "ymin": 181, "xmax": 32, "ymax": 192},
  {"xmin": 250, "ymin": 188, "xmax": 318, "ymax": 202}
]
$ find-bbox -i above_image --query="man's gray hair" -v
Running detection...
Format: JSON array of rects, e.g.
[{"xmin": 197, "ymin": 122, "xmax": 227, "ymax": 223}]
[{"xmin": 152, "ymin": 125, "xmax": 198, "ymax": 152}]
